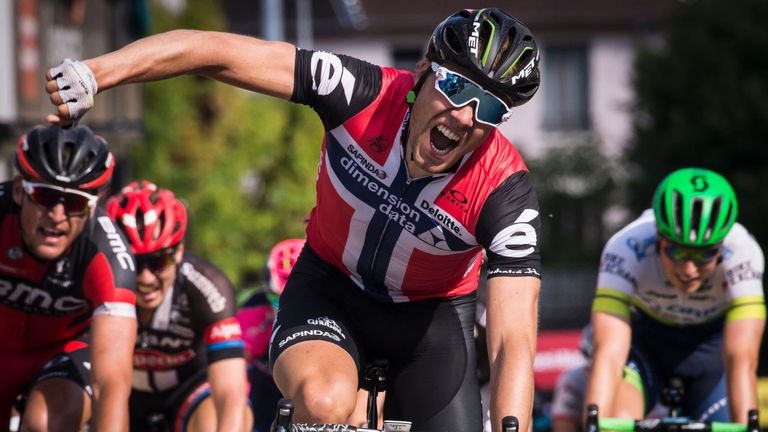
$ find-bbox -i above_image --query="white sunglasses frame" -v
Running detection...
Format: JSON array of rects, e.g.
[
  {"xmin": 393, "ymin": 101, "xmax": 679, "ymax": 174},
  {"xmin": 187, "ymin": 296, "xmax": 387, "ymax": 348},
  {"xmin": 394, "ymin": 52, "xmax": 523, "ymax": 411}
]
[
  {"xmin": 21, "ymin": 180, "xmax": 99, "ymax": 210},
  {"xmin": 430, "ymin": 62, "xmax": 513, "ymax": 126}
]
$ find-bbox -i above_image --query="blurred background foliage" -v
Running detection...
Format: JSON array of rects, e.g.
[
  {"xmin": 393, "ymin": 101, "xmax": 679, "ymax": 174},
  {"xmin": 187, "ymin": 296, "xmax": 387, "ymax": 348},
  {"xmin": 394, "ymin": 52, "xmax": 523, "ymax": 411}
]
[
  {"xmin": 625, "ymin": 0, "xmax": 768, "ymax": 247},
  {"xmin": 129, "ymin": 0, "xmax": 322, "ymax": 286}
]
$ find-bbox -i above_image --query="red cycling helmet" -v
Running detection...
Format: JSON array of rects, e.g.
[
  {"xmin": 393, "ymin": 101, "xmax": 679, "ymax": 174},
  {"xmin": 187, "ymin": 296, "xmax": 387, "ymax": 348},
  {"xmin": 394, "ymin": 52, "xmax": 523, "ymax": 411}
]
[
  {"xmin": 105, "ymin": 181, "xmax": 188, "ymax": 254},
  {"xmin": 264, "ymin": 238, "xmax": 305, "ymax": 296}
]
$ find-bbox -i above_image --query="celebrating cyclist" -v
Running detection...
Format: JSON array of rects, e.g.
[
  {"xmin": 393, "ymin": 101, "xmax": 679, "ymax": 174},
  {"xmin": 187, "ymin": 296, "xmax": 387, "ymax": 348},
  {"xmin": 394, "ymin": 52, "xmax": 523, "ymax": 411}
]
[
  {"xmin": 46, "ymin": 8, "xmax": 543, "ymax": 431},
  {"xmin": 106, "ymin": 181, "xmax": 252, "ymax": 432},
  {"xmin": 585, "ymin": 168, "xmax": 765, "ymax": 423},
  {"xmin": 0, "ymin": 125, "xmax": 137, "ymax": 431},
  {"xmin": 237, "ymin": 238, "xmax": 305, "ymax": 432}
]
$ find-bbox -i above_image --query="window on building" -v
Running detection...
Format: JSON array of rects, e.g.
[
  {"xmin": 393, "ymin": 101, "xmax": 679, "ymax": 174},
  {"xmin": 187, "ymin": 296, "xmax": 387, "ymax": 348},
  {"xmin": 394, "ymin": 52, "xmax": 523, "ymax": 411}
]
[{"xmin": 543, "ymin": 44, "xmax": 590, "ymax": 131}]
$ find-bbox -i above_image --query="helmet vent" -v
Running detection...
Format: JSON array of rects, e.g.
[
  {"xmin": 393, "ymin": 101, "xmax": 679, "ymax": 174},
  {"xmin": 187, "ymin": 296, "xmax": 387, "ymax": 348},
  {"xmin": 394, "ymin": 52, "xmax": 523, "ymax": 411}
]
[
  {"xmin": 673, "ymin": 191, "xmax": 683, "ymax": 237},
  {"xmin": 690, "ymin": 198, "xmax": 704, "ymax": 243},
  {"xmin": 444, "ymin": 27, "xmax": 465, "ymax": 56},
  {"xmin": 705, "ymin": 197, "xmax": 723, "ymax": 241}
]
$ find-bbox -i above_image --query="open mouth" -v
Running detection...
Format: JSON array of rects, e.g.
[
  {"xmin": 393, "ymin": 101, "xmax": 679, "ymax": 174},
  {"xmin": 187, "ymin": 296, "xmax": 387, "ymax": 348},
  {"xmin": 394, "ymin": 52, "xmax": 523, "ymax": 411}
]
[
  {"xmin": 430, "ymin": 124, "xmax": 460, "ymax": 156},
  {"xmin": 39, "ymin": 227, "xmax": 65, "ymax": 238}
]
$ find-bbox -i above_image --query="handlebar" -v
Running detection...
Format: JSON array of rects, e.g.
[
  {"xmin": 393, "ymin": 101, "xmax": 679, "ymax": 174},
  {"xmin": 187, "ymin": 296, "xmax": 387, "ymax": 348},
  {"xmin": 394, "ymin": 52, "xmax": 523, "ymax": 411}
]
[
  {"xmin": 598, "ymin": 417, "xmax": 748, "ymax": 432},
  {"xmin": 586, "ymin": 404, "xmax": 759, "ymax": 432}
]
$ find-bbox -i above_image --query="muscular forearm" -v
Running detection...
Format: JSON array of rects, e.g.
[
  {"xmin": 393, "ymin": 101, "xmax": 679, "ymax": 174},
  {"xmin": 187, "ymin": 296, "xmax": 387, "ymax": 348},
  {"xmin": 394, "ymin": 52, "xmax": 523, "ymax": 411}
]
[
  {"xmin": 85, "ymin": 30, "xmax": 215, "ymax": 91},
  {"xmin": 491, "ymin": 349, "xmax": 535, "ymax": 432},
  {"xmin": 585, "ymin": 355, "xmax": 624, "ymax": 418},
  {"xmin": 215, "ymin": 393, "xmax": 248, "ymax": 432},
  {"xmin": 726, "ymin": 359, "xmax": 758, "ymax": 423},
  {"xmin": 92, "ymin": 383, "xmax": 131, "ymax": 432}
]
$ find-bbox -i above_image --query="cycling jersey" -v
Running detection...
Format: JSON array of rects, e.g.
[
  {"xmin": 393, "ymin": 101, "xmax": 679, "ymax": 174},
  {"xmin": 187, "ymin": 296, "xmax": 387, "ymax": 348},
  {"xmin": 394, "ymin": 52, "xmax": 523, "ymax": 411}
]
[
  {"xmin": 131, "ymin": 253, "xmax": 244, "ymax": 393},
  {"xmin": 0, "ymin": 180, "xmax": 137, "ymax": 414},
  {"xmin": 292, "ymin": 49, "xmax": 541, "ymax": 303},
  {"xmin": 593, "ymin": 209, "xmax": 765, "ymax": 325},
  {"xmin": 591, "ymin": 209, "xmax": 765, "ymax": 421}
]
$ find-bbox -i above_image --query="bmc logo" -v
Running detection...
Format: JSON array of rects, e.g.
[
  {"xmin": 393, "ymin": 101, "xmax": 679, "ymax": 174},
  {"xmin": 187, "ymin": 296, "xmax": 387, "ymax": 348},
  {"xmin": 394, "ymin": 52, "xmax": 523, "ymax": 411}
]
[
  {"xmin": 310, "ymin": 51, "xmax": 356, "ymax": 105},
  {"xmin": 97, "ymin": 217, "xmax": 135, "ymax": 271},
  {"xmin": 0, "ymin": 279, "xmax": 87, "ymax": 312},
  {"xmin": 489, "ymin": 209, "xmax": 539, "ymax": 258}
]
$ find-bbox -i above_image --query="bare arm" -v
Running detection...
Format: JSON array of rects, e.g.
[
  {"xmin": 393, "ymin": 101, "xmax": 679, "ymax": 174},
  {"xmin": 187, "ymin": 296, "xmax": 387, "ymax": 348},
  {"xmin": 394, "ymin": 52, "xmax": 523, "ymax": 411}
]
[
  {"xmin": 208, "ymin": 357, "xmax": 252, "ymax": 432},
  {"xmin": 486, "ymin": 276, "xmax": 540, "ymax": 432},
  {"xmin": 584, "ymin": 311, "xmax": 631, "ymax": 419},
  {"xmin": 90, "ymin": 315, "xmax": 137, "ymax": 432},
  {"xmin": 46, "ymin": 30, "xmax": 297, "ymax": 124},
  {"xmin": 723, "ymin": 318, "xmax": 764, "ymax": 422}
]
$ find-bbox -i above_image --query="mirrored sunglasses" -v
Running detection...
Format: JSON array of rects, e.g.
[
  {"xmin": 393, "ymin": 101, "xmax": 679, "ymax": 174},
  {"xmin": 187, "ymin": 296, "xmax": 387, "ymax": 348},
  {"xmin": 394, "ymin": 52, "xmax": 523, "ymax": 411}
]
[
  {"xmin": 136, "ymin": 249, "xmax": 177, "ymax": 273},
  {"xmin": 22, "ymin": 180, "xmax": 98, "ymax": 216},
  {"xmin": 662, "ymin": 242, "xmax": 721, "ymax": 265},
  {"xmin": 431, "ymin": 62, "xmax": 512, "ymax": 127}
]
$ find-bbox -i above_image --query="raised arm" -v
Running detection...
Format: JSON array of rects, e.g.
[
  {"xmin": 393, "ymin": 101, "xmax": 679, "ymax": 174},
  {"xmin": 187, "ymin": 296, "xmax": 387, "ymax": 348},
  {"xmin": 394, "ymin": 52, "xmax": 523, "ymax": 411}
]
[
  {"xmin": 723, "ymin": 317, "xmax": 764, "ymax": 422},
  {"xmin": 486, "ymin": 275, "xmax": 540, "ymax": 432},
  {"xmin": 89, "ymin": 314, "xmax": 137, "ymax": 432},
  {"xmin": 584, "ymin": 311, "xmax": 632, "ymax": 419},
  {"xmin": 46, "ymin": 30, "xmax": 297, "ymax": 125}
]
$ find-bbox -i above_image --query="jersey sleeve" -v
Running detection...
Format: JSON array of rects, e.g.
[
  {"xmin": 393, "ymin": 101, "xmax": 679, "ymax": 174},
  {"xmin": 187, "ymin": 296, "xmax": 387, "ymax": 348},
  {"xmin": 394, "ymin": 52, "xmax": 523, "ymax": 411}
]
[
  {"xmin": 592, "ymin": 232, "xmax": 638, "ymax": 320},
  {"xmin": 83, "ymin": 213, "xmax": 137, "ymax": 318},
  {"xmin": 475, "ymin": 171, "xmax": 542, "ymax": 279},
  {"xmin": 723, "ymin": 225, "xmax": 766, "ymax": 322},
  {"xmin": 182, "ymin": 255, "xmax": 245, "ymax": 364},
  {"xmin": 291, "ymin": 48, "xmax": 383, "ymax": 130}
]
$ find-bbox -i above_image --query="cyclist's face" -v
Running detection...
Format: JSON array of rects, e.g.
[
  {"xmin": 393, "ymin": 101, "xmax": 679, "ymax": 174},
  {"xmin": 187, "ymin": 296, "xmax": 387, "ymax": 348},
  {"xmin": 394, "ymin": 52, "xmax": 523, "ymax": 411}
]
[
  {"xmin": 405, "ymin": 62, "xmax": 495, "ymax": 178},
  {"xmin": 12, "ymin": 176, "xmax": 90, "ymax": 261},
  {"xmin": 658, "ymin": 238, "xmax": 720, "ymax": 294},
  {"xmin": 135, "ymin": 244, "xmax": 183, "ymax": 310}
]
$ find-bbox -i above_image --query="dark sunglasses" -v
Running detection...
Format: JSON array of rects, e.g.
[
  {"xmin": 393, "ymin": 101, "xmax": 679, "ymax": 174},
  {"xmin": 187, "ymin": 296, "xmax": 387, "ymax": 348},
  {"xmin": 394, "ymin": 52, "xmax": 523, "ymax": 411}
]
[
  {"xmin": 662, "ymin": 242, "xmax": 721, "ymax": 265},
  {"xmin": 22, "ymin": 180, "xmax": 98, "ymax": 216},
  {"xmin": 431, "ymin": 62, "xmax": 512, "ymax": 126},
  {"xmin": 136, "ymin": 249, "xmax": 177, "ymax": 273}
]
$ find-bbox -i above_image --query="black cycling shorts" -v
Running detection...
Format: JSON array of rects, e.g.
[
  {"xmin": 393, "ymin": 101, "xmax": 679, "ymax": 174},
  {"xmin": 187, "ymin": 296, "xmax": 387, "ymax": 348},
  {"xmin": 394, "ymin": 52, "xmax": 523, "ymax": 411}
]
[
  {"xmin": 129, "ymin": 368, "xmax": 209, "ymax": 432},
  {"xmin": 270, "ymin": 245, "xmax": 483, "ymax": 431}
]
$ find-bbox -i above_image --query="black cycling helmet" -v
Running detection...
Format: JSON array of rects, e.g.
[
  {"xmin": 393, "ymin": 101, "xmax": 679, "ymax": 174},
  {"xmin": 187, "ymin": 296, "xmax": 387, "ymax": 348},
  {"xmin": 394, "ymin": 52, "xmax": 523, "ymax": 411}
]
[
  {"xmin": 426, "ymin": 8, "xmax": 541, "ymax": 107},
  {"xmin": 15, "ymin": 125, "xmax": 114, "ymax": 190}
]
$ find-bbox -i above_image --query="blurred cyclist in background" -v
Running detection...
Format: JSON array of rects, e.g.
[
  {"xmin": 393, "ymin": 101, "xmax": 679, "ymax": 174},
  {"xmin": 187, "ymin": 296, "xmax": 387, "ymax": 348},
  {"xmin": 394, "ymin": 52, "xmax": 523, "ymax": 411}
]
[
  {"xmin": 0, "ymin": 125, "xmax": 136, "ymax": 431},
  {"xmin": 586, "ymin": 168, "xmax": 765, "ymax": 423},
  {"xmin": 237, "ymin": 238, "xmax": 305, "ymax": 432},
  {"xmin": 550, "ymin": 325, "xmax": 592, "ymax": 432},
  {"xmin": 106, "ymin": 181, "xmax": 252, "ymax": 432},
  {"xmin": 46, "ymin": 7, "xmax": 543, "ymax": 430}
]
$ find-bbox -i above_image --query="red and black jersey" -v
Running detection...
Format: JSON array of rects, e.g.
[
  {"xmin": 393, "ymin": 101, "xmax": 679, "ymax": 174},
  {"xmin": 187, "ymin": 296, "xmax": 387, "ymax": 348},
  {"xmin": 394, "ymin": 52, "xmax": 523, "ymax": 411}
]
[
  {"xmin": 291, "ymin": 49, "xmax": 541, "ymax": 302},
  {"xmin": 132, "ymin": 253, "xmax": 244, "ymax": 393},
  {"xmin": 0, "ymin": 180, "xmax": 137, "ymax": 353}
]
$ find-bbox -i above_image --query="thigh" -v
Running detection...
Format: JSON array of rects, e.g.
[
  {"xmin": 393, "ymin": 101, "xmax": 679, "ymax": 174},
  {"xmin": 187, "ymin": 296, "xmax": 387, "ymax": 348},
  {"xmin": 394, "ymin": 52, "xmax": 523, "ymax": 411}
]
[
  {"xmin": 22, "ymin": 342, "xmax": 93, "ymax": 431},
  {"xmin": 378, "ymin": 293, "xmax": 483, "ymax": 431}
]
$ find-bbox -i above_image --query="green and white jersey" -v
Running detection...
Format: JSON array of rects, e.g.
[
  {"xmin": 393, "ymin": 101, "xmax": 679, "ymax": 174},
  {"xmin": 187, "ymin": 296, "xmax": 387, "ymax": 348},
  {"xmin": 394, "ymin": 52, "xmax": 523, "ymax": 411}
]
[{"xmin": 593, "ymin": 209, "xmax": 765, "ymax": 326}]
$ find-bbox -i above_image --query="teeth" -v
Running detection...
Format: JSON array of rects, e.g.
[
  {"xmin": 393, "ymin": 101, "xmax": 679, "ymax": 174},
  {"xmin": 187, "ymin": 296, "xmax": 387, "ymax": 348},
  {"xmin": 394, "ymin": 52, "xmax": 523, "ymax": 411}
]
[
  {"xmin": 431, "ymin": 142, "xmax": 450, "ymax": 156},
  {"xmin": 437, "ymin": 124, "xmax": 460, "ymax": 142}
]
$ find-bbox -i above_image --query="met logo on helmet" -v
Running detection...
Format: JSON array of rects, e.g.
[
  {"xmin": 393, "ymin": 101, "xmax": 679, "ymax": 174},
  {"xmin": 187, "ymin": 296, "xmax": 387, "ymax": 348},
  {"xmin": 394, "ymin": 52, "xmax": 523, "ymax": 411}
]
[
  {"xmin": 509, "ymin": 50, "xmax": 538, "ymax": 86},
  {"xmin": 468, "ymin": 20, "xmax": 481, "ymax": 57}
]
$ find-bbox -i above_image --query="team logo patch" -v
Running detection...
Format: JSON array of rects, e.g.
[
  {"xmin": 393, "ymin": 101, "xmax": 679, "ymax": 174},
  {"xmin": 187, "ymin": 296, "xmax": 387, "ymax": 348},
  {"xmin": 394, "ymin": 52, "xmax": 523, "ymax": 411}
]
[{"xmin": 7, "ymin": 247, "xmax": 23, "ymax": 260}]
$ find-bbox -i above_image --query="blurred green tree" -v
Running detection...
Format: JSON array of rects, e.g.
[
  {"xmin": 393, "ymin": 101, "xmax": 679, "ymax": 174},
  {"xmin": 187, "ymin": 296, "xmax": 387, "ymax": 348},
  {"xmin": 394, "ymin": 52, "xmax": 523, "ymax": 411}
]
[
  {"xmin": 624, "ymin": 0, "xmax": 768, "ymax": 247},
  {"xmin": 528, "ymin": 138, "xmax": 617, "ymax": 266},
  {"xmin": 129, "ymin": 0, "xmax": 321, "ymax": 285}
]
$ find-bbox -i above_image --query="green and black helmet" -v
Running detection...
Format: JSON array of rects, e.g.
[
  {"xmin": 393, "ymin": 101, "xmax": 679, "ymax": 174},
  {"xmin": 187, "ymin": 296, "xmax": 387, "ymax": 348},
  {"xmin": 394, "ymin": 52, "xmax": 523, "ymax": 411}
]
[{"xmin": 652, "ymin": 168, "xmax": 738, "ymax": 247}]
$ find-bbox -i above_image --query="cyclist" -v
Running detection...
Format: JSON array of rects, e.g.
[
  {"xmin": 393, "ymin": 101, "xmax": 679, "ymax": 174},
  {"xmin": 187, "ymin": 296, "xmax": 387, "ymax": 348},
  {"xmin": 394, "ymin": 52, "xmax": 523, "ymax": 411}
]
[
  {"xmin": 585, "ymin": 168, "xmax": 765, "ymax": 424},
  {"xmin": 237, "ymin": 238, "xmax": 305, "ymax": 432},
  {"xmin": 0, "ymin": 125, "xmax": 137, "ymax": 431},
  {"xmin": 46, "ymin": 8, "xmax": 543, "ymax": 431},
  {"xmin": 550, "ymin": 325, "xmax": 592, "ymax": 432},
  {"xmin": 106, "ymin": 181, "xmax": 252, "ymax": 432}
]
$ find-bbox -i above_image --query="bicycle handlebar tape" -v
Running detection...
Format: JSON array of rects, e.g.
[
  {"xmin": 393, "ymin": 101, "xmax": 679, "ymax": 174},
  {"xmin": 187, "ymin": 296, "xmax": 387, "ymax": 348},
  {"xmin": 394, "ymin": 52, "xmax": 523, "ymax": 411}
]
[
  {"xmin": 586, "ymin": 404, "xmax": 600, "ymax": 432},
  {"xmin": 502, "ymin": 416, "xmax": 519, "ymax": 432},
  {"xmin": 710, "ymin": 421, "xmax": 748, "ymax": 432},
  {"xmin": 598, "ymin": 418, "xmax": 635, "ymax": 431},
  {"xmin": 271, "ymin": 398, "xmax": 295, "ymax": 432}
]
